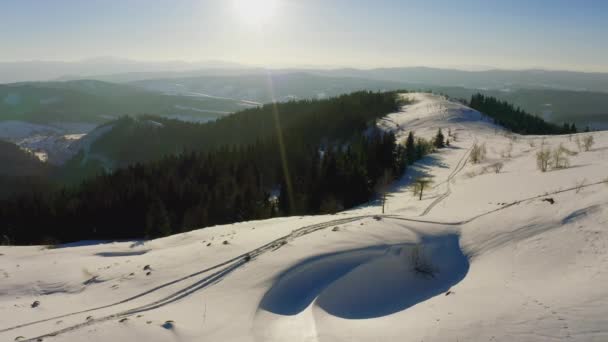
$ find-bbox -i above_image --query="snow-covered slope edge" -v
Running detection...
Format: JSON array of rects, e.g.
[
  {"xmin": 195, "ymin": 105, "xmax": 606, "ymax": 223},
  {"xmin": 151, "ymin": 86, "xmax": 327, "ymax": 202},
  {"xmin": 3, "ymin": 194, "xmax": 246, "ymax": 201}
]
[{"xmin": 1, "ymin": 93, "xmax": 607, "ymax": 342}]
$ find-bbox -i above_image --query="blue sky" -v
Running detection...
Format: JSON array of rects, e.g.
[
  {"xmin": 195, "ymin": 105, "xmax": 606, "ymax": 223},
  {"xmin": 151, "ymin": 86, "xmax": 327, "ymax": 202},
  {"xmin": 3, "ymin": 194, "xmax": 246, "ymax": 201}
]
[{"xmin": 1, "ymin": 0, "xmax": 607, "ymax": 71}]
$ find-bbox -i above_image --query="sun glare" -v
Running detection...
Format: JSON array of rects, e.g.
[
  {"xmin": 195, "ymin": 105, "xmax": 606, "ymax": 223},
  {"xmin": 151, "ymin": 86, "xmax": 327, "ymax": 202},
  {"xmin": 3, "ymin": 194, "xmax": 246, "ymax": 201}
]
[{"xmin": 234, "ymin": 0, "xmax": 278, "ymax": 25}]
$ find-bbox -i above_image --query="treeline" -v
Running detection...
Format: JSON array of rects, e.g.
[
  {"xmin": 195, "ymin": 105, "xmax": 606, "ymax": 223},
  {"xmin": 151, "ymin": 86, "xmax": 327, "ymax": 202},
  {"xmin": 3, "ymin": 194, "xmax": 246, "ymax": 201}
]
[
  {"xmin": 1, "ymin": 92, "xmax": 432, "ymax": 244},
  {"xmin": 469, "ymin": 94, "xmax": 577, "ymax": 135}
]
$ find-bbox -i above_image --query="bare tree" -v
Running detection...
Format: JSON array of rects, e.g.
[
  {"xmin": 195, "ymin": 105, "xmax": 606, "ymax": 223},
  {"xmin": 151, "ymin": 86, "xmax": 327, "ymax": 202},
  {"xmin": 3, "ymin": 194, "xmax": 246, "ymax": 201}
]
[
  {"xmin": 575, "ymin": 135, "xmax": 583, "ymax": 152},
  {"xmin": 412, "ymin": 177, "xmax": 433, "ymax": 200},
  {"xmin": 536, "ymin": 148, "xmax": 552, "ymax": 172},
  {"xmin": 469, "ymin": 143, "xmax": 487, "ymax": 164},
  {"xmin": 375, "ymin": 170, "xmax": 393, "ymax": 214},
  {"xmin": 410, "ymin": 244, "xmax": 436, "ymax": 277},
  {"xmin": 491, "ymin": 162, "xmax": 504, "ymax": 174},
  {"xmin": 551, "ymin": 144, "xmax": 570, "ymax": 169},
  {"xmin": 583, "ymin": 135, "xmax": 595, "ymax": 151}
]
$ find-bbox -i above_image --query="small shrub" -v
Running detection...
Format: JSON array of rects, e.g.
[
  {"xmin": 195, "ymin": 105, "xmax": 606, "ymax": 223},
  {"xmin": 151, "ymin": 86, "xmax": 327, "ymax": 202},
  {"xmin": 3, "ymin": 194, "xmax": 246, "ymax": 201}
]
[
  {"xmin": 410, "ymin": 245, "xmax": 436, "ymax": 277},
  {"xmin": 470, "ymin": 143, "xmax": 487, "ymax": 164},
  {"xmin": 583, "ymin": 135, "xmax": 595, "ymax": 151},
  {"xmin": 491, "ymin": 162, "xmax": 504, "ymax": 174},
  {"xmin": 551, "ymin": 144, "xmax": 570, "ymax": 169},
  {"xmin": 536, "ymin": 148, "xmax": 551, "ymax": 172},
  {"xmin": 575, "ymin": 136, "xmax": 583, "ymax": 152}
]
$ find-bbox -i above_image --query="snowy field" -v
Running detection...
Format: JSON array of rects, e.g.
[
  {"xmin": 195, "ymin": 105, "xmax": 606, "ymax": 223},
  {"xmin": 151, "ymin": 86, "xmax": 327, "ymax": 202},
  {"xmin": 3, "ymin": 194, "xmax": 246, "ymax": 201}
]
[{"xmin": 1, "ymin": 93, "xmax": 607, "ymax": 341}]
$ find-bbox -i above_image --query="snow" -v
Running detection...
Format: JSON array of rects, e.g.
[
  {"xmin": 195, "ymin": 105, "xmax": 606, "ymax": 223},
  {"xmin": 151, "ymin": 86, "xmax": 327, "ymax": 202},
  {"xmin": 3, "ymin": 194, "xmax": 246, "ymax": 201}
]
[
  {"xmin": 0, "ymin": 121, "xmax": 97, "ymax": 164},
  {"xmin": 1, "ymin": 93, "xmax": 608, "ymax": 341},
  {"xmin": 173, "ymin": 104, "xmax": 232, "ymax": 115}
]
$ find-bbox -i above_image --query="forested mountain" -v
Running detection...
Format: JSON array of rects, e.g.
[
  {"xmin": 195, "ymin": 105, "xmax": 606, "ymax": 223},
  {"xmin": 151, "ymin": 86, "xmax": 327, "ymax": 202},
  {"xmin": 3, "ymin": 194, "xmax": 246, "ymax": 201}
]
[
  {"xmin": 431, "ymin": 87, "xmax": 608, "ymax": 130},
  {"xmin": 469, "ymin": 94, "xmax": 576, "ymax": 134},
  {"xmin": 62, "ymin": 91, "xmax": 403, "ymax": 180},
  {"xmin": 2, "ymin": 92, "xmax": 437, "ymax": 244}
]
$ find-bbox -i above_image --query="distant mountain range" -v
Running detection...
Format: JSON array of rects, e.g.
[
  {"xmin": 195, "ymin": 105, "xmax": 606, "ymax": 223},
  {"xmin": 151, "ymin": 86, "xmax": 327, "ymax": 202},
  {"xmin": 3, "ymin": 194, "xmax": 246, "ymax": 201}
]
[
  {"xmin": 0, "ymin": 79, "xmax": 248, "ymax": 124},
  {"xmin": 0, "ymin": 57, "xmax": 246, "ymax": 84},
  {"xmin": 3, "ymin": 58, "xmax": 608, "ymax": 93},
  {"xmin": 128, "ymin": 73, "xmax": 608, "ymax": 129},
  {"xmin": 2, "ymin": 73, "xmax": 608, "ymax": 131}
]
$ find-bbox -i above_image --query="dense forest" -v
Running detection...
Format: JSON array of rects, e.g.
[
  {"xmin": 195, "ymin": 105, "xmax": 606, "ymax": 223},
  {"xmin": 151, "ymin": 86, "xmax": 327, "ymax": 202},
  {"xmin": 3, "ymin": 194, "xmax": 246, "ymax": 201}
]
[
  {"xmin": 469, "ymin": 93, "xmax": 578, "ymax": 135},
  {"xmin": 0, "ymin": 140, "xmax": 55, "ymax": 199},
  {"xmin": 60, "ymin": 91, "xmax": 402, "ymax": 182},
  {"xmin": 1, "ymin": 92, "xmax": 434, "ymax": 245}
]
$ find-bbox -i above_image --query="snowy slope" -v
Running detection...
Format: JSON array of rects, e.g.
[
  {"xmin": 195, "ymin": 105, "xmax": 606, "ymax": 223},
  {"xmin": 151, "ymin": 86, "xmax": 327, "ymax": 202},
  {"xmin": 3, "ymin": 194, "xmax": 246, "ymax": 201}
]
[{"xmin": 1, "ymin": 93, "xmax": 608, "ymax": 342}]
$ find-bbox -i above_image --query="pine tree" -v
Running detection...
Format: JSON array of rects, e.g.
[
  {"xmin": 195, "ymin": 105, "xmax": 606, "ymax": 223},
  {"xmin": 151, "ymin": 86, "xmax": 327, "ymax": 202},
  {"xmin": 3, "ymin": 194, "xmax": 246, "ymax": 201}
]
[
  {"xmin": 405, "ymin": 131, "xmax": 416, "ymax": 164},
  {"xmin": 433, "ymin": 128, "xmax": 445, "ymax": 149},
  {"xmin": 145, "ymin": 198, "xmax": 171, "ymax": 238}
]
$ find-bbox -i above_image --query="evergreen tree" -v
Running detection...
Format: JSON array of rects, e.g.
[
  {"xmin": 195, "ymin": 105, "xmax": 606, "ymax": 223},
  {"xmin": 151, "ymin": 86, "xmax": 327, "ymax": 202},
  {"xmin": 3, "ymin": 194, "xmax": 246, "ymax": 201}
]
[
  {"xmin": 433, "ymin": 129, "xmax": 445, "ymax": 148},
  {"xmin": 405, "ymin": 131, "xmax": 416, "ymax": 164},
  {"xmin": 145, "ymin": 198, "xmax": 171, "ymax": 238}
]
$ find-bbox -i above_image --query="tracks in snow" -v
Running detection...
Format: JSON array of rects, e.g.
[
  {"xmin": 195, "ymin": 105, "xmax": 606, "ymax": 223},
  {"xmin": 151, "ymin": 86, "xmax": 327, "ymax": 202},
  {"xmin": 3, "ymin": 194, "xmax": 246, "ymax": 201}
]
[
  {"xmin": 420, "ymin": 132, "xmax": 477, "ymax": 217},
  {"xmin": 3, "ymin": 216, "xmax": 369, "ymax": 341}
]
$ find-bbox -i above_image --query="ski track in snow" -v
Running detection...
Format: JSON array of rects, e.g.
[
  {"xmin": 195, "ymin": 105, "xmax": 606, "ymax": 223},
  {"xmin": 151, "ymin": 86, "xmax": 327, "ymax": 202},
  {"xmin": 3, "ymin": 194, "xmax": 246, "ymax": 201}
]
[{"xmin": 6, "ymin": 216, "xmax": 368, "ymax": 341}]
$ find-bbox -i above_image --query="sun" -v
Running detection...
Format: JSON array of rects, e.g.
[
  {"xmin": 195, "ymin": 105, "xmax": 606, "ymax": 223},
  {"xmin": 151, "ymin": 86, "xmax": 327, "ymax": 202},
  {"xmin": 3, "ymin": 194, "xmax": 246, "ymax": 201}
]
[{"xmin": 234, "ymin": 0, "xmax": 278, "ymax": 25}]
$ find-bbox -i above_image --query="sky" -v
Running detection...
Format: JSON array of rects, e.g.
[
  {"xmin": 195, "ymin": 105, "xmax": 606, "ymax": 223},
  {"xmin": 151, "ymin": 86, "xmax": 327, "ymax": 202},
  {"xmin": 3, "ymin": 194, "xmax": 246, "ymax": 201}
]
[{"xmin": 1, "ymin": 0, "xmax": 608, "ymax": 72}]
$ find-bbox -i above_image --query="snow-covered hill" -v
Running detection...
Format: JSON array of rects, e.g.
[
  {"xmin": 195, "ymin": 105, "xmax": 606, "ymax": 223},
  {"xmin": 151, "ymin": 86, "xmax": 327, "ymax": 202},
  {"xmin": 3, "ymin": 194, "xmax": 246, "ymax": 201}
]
[{"xmin": 1, "ymin": 93, "xmax": 607, "ymax": 342}]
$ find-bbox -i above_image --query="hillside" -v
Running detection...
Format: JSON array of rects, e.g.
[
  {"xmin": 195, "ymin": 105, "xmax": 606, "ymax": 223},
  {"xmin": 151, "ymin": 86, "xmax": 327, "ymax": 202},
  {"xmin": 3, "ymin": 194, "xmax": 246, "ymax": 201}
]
[
  {"xmin": 1, "ymin": 94, "xmax": 607, "ymax": 341},
  {"xmin": 58, "ymin": 91, "xmax": 402, "ymax": 182},
  {"xmin": 0, "ymin": 139, "xmax": 54, "ymax": 198},
  {"xmin": 2, "ymin": 91, "xmax": 408, "ymax": 241}
]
